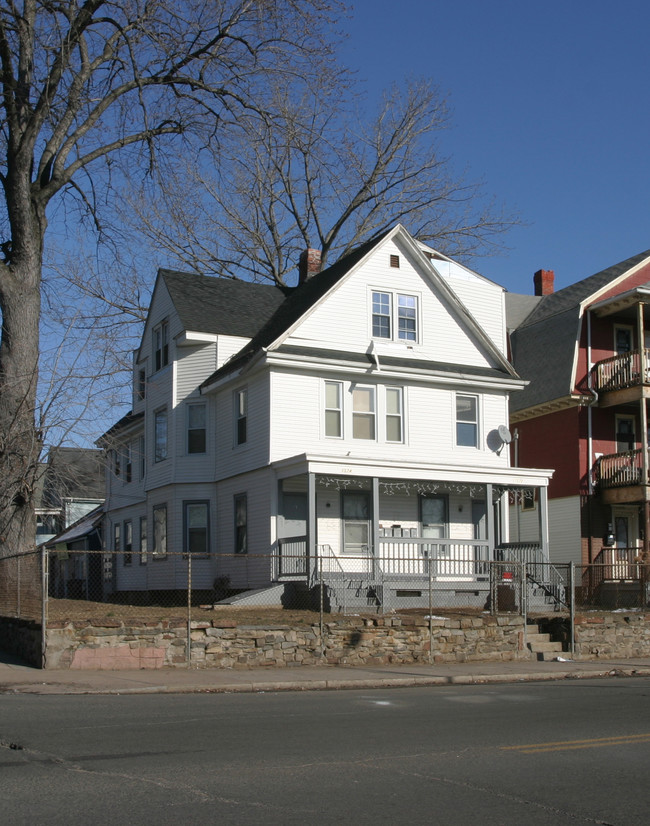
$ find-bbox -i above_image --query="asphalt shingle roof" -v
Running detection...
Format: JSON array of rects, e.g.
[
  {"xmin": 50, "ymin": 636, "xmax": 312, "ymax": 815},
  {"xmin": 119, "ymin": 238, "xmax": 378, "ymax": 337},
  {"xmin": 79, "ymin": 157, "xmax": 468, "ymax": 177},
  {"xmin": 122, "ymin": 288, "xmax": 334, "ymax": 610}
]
[
  {"xmin": 161, "ymin": 270, "xmax": 288, "ymax": 339},
  {"xmin": 508, "ymin": 249, "xmax": 650, "ymax": 412}
]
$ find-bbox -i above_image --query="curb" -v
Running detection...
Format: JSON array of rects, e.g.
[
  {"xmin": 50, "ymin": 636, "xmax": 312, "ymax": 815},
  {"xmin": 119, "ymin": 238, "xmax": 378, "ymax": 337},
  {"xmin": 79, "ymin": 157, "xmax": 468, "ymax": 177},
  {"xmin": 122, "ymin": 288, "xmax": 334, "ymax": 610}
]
[{"xmin": 3, "ymin": 666, "xmax": 650, "ymax": 695}]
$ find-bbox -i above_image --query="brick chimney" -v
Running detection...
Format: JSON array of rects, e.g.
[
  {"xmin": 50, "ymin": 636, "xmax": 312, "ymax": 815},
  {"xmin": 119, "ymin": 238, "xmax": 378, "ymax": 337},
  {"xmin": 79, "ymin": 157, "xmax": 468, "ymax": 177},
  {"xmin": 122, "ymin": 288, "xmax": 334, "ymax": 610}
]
[
  {"xmin": 298, "ymin": 248, "xmax": 321, "ymax": 284},
  {"xmin": 533, "ymin": 269, "xmax": 555, "ymax": 296}
]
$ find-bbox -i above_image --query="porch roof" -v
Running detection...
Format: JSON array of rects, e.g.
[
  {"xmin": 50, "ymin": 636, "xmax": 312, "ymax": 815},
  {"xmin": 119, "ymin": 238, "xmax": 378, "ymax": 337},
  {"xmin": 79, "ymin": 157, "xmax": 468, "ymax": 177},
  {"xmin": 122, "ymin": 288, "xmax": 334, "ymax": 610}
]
[{"xmin": 272, "ymin": 453, "xmax": 553, "ymax": 488}]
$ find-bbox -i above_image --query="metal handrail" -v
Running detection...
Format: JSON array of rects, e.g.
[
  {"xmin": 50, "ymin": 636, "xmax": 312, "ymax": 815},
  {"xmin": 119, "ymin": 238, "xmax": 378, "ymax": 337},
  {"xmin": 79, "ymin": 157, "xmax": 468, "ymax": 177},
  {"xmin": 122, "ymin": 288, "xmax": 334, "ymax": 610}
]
[{"xmin": 497, "ymin": 542, "xmax": 567, "ymax": 609}]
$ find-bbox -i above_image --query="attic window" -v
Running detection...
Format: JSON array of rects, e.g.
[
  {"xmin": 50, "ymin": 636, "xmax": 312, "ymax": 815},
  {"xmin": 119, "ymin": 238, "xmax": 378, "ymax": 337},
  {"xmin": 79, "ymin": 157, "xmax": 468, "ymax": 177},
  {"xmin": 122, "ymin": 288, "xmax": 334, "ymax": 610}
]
[
  {"xmin": 390, "ymin": 254, "xmax": 400, "ymax": 268},
  {"xmin": 153, "ymin": 320, "xmax": 169, "ymax": 372}
]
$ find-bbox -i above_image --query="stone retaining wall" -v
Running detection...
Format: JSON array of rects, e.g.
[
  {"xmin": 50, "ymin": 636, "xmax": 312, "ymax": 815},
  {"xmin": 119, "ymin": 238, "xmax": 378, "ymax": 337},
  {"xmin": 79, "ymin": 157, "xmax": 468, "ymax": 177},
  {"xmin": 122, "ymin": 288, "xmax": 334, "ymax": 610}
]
[{"xmin": 44, "ymin": 614, "xmax": 529, "ymax": 670}]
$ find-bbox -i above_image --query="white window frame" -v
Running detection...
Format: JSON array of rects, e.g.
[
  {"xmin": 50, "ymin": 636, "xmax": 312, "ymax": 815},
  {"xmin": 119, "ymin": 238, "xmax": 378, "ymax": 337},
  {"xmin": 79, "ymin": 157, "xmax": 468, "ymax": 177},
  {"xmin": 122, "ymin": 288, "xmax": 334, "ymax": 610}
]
[
  {"xmin": 455, "ymin": 393, "xmax": 479, "ymax": 448},
  {"xmin": 385, "ymin": 386, "xmax": 403, "ymax": 443},
  {"xmin": 234, "ymin": 388, "xmax": 247, "ymax": 446},
  {"xmin": 153, "ymin": 504, "xmax": 167, "ymax": 558},
  {"xmin": 153, "ymin": 319, "xmax": 169, "ymax": 372},
  {"xmin": 370, "ymin": 289, "xmax": 419, "ymax": 344},
  {"xmin": 123, "ymin": 520, "xmax": 133, "ymax": 565},
  {"xmin": 352, "ymin": 385, "xmax": 376, "ymax": 440},
  {"xmin": 187, "ymin": 403, "xmax": 207, "ymax": 454},
  {"xmin": 234, "ymin": 493, "xmax": 247, "ymax": 554},
  {"xmin": 154, "ymin": 407, "xmax": 167, "ymax": 462},
  {"xmin": 139, "ymin": 516, "xmax": 147, "ymax": 564},
  {"xmin": 184, "ymin": 500, "xmax": 210, "ymax": 557},
  {"xmin": 324, "ymin": 381, "xmax": 343, "ymax": 438}
]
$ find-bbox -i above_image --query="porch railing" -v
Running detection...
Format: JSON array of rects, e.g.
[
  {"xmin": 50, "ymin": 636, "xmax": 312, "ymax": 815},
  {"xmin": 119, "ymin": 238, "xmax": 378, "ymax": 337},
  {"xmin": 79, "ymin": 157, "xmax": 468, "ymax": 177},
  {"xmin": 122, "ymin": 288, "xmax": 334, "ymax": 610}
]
[
  {"xmin": 377, "ymin": 537, "xmax": 489, "ymax": 577},
  {"xmin": 277, "ymin": 536, "xmax": 308, "ymax": 577},
  {"xmin": 593, "ymin": 349, "xmax": 650, "ymax": 392},
  {"xmin": 584, "ymin": 546, "xmax": 643, "ymax": 585},
  {"xmin": 497, "ymin": 542, "xmax": 567, "ymax": 609},
  {"xmin": 596, "ymin": 450, "xmax": 645, "ymax": 488}
]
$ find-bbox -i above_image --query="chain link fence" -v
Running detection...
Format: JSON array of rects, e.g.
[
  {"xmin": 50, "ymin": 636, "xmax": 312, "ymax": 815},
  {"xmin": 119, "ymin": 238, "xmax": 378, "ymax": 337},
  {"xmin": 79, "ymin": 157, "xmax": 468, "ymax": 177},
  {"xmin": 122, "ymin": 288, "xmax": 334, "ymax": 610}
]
[{"xmin": 3, "ymin": 547, "xmax": 649, "ymax": 667}]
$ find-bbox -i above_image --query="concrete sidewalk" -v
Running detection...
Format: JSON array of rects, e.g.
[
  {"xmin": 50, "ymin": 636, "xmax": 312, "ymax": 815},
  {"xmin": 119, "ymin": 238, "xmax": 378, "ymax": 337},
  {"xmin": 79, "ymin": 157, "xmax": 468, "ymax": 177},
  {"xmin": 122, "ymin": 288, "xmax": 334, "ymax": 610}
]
[{"xmin": 1, "ymin": 653, "xmax": 650, "ymax": 695}]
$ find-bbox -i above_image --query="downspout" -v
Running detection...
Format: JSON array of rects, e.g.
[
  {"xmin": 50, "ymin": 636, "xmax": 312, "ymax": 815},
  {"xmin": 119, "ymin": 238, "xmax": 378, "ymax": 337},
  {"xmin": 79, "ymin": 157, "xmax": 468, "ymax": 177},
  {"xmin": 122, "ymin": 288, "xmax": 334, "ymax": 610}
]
[
  {"xmin": 637, "ymin": 302, "xmax": 649, "ymax": 560},
  {"xmin": 586, "ymin": 310, "xmax": 598, "ymax": 564}
]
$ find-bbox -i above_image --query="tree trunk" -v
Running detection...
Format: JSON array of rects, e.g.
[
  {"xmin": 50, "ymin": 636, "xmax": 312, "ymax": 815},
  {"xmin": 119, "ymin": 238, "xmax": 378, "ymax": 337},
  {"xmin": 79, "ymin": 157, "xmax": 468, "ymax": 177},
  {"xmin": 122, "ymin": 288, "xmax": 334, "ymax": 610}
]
[{"xmin": 0, "ymin": 198, "xmax": 45, "ymax": 557}]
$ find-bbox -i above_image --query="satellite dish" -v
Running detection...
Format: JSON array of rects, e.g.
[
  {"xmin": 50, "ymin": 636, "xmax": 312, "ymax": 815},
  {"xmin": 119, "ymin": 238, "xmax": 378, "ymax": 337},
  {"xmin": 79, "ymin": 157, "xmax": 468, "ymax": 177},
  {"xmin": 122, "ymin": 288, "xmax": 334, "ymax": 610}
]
[{"xmin": 498, "ymin": 425, "xmax": 512, "ymax": 444}]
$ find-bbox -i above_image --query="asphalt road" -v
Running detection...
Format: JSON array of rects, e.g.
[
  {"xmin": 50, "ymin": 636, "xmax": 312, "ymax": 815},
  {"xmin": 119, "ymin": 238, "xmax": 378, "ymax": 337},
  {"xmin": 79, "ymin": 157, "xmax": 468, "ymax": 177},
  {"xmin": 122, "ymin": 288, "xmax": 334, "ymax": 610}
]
[{"xmin": 2, "ymin": 678, "xmax": 650, "ymax": 825}]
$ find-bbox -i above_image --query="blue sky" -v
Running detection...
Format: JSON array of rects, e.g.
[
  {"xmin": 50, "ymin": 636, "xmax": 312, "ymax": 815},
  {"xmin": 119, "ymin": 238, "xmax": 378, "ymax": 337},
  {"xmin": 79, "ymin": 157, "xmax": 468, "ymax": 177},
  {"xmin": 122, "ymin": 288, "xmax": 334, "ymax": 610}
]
[{"xmin": 340, "ymin": 1, "xmax": 650, "ymax": 294}]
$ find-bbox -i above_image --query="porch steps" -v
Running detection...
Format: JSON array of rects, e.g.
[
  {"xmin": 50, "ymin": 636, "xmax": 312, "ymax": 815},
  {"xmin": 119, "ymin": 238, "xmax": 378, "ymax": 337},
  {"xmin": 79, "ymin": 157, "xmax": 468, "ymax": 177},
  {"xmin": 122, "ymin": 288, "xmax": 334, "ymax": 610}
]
[{"xmin": 527, "ymin": 625, "xmax": 564, "ymax": 661}]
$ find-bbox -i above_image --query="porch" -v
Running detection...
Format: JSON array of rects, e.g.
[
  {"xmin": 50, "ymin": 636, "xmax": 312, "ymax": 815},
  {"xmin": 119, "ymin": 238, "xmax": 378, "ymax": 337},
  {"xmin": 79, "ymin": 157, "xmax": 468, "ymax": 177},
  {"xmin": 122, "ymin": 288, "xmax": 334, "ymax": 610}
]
[{"xmin": 273, "ymin": 464, "xmax": 555, "ymax": 611}]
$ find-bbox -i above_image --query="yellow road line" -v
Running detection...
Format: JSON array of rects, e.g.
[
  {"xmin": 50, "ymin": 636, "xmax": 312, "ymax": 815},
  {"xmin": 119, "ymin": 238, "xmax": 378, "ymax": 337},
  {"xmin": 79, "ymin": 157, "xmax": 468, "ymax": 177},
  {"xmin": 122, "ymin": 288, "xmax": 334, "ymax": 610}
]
[{"xmin": 502, "ymin": 733, "xmax": 650, "ymax": 754}]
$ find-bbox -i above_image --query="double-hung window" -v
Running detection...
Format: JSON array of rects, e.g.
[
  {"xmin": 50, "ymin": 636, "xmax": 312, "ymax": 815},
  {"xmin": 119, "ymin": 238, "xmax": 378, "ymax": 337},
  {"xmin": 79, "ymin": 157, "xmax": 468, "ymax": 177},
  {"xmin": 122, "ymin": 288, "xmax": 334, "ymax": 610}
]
[
  {"xmin": 123, "ymin": 521, "xmax": 132, "ymax": 565},
  {"xmin": 154, "ymin": 408, "xmax": 167, "ymax": 462},
  {"xmin": 139, "ymin": 516, "xmax": 147, "ymax": 564},
  {"xmin": 372, "ymin": 291, "xmax": 391, "ymax": 338},
  {"xmin": 124, "ymin": 443, "xmax": 132, "ymax": 483},
  {"xmin": 184, "ymin": 501, "xmax": 209, "ymax": 556},
  {"xmin": 113, "ymin": 523, "xmax": 121, "ymax": 553},
  {"xmin": 324, "ymin": 381, "xmax": 342, "ymax": 438},
  {"xmin": 187, "ymin": 403, "xmax": 207, "ymax": 454},
  {"xmin": 371, "ymin": 291, "xmax": 418, "ymax": 343},
  {"xmin": 235, "ymin": 389, "xmax": 247, "ymax": 445},
  {"xmin": 153, "ymin": 505, "xmax": 167, "ymax": 557},
  {"xmin": 154, "ymin": 320, "xmax": 169, "ymax": 371},
  {"xmin": 234, "ymin": 494, "xmax": 247, "ymax": 554},
  {"xmin": 456, "ymin": 394, "xmax": 478, "ymax": 447},
  {"xmin": 386, "ymin": 387, "xmax": 403, "ymax": 442},
  {"xmin": 352, "ymin": 386, "xmax": 376, "ymax": 440}
]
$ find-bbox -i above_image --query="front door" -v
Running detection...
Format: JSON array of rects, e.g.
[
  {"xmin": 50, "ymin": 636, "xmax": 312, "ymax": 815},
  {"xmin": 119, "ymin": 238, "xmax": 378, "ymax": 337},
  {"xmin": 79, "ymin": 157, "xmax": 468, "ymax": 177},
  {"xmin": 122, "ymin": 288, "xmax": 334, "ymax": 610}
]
[
  {"xmin": 342, "ymin": 491, "xmax": 371, "ymax": 554},
  {"xmin": 612, "ymin": 509, "xmax": 638, "ymax": 579}
]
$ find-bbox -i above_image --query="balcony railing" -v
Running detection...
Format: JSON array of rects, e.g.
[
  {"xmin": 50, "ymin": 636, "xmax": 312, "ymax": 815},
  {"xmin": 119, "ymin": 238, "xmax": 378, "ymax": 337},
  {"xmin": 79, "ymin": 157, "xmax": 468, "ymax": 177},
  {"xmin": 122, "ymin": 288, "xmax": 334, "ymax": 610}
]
[
  {"xmin": 596, "ymin": 449, "xmax": 645, "ymax": 488},
  {"xmin": 593, "ymin": 349, "xmax": 650, "ymax": 392}
]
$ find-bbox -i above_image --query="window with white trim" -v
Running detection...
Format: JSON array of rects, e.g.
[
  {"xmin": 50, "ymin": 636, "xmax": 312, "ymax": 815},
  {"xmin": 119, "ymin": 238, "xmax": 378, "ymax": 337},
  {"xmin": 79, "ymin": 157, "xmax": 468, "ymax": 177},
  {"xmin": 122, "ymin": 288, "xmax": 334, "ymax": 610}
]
[
  {"xmin": 154, "ymin": 408, "xmax": 167, "ymax": 462},
  {"xmin": 153, "ymin": 320, "xmax": 169, "ymax": 371},
  {"xmin": 184, "ymin": 501, "xmax": 209, "ymax": 556},
  {"xmin": 234, "ymin": 494, "xmax": 247, "ymax": 554},
  {"xmin": 187, "ymin": 403, "xmax": 207, "ymax": 454},
  {"xmin": 139, "ymin": 516, "xmax": 147, "ymax": 564},
  {"xmin": 235, "ymin": 388, "xmax": 247, "ymax": 445},
  {"xmin": 456, "ymin": 394, "xmax": 478, "ymax": 447},
  {"xmin": 385, "ymin": 387, "xmax": 403, "ymax": 442},
  {"xmin": 371, "ymin": 291, "xmax": 418, "ymax": 343},
  {"xmin": 113, "ymin": 522, "xmax": 121, "ymax": 553},
  {"xmin": 153, "ymin": 505, "xmax": 167, "ymax": 557},
  {"xmin": 324, "ymin": 381, "xmax": 342, "ymax": 438},
  {"xmin": 123, "ymin": 521, "xmax": 133, "ymax": 565},
  {"xmin": 352, "ymin": 385, "xmax": 376, "ymax": 440}
]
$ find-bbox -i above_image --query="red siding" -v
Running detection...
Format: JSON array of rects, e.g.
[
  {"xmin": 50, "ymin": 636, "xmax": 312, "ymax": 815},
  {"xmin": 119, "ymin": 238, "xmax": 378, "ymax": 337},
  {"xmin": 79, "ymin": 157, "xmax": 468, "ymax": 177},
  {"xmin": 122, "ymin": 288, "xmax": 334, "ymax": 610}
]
[{"xmin": 514, "ymin": 408, "xmax": 581, "ymax": 499}]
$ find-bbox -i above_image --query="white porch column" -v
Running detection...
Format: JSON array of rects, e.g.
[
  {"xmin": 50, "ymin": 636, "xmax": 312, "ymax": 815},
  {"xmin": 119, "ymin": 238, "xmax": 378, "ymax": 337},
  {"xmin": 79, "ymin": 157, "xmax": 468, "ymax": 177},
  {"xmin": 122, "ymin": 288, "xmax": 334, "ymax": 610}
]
[
  {"xmin": 538, "ymin": 485, "xmax": 550, "ymax": 561},
  {"xmin": 486, "ymin": 483, "xmax": 495, "ymax": 558},
  {"xmin": 372, "ymin": 477, "xmax": 380, "ymax": 578},
  {"xmin": 308, "ymin": 472, "xmax": 316, "ymax": 573}
]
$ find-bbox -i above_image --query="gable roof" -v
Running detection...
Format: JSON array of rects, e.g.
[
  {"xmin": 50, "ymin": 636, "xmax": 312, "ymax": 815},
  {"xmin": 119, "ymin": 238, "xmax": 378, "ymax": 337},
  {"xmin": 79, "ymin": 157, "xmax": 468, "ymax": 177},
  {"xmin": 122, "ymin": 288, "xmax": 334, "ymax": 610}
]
[
  {"xmin": 161, "ymin": 269, "xmax": 287, "ymax": 338},
  {"xmin": 200, "ymin": 226, "xmax": 517, "ymax": 390},
  {"xmin": 200, "ymin": 231, "xmax": 391, "ymax": 388},
  {"xmin": 508, "ymin": 249, "xmax": 650, "ymax": 413}
]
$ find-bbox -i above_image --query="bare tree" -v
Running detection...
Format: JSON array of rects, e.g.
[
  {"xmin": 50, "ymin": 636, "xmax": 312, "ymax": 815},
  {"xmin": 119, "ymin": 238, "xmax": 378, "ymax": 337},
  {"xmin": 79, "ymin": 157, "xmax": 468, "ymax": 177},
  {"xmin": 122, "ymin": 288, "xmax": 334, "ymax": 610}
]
[
  {"xmin": 128, "ymin": 77, "xmax": 517, "ymax": 287},
  {"xmin": 0, "ymin": 0, "xmax": 344, "ymax": 554}
]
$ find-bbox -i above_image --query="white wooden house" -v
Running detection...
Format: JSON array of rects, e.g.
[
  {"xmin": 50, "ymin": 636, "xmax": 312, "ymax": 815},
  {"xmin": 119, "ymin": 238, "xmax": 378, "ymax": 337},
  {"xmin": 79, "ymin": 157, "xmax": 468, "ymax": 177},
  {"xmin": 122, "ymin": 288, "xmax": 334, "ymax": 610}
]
[{"xmin": 100, "ymin": 225, "xmax": 554, "ymax": 610}]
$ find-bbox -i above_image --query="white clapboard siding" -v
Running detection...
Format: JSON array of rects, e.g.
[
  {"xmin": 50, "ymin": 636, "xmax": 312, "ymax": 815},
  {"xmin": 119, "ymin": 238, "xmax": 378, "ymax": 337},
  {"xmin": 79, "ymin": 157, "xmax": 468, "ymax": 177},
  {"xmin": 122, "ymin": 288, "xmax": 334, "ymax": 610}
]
[
  {"xmin": 269, "ymin": 371, "xmax": 511, "ymax": 469},
  {"xmin": 283, "ymin": 236, "xmax": 496, "ymax": 370},
  {"xmin": 215, "ymin": 468, "xmax": 274, "ymax": 589},
  {"xmin": 443, "ymin": 272, "xmax": 507, "ymax": 355},
  {"xmin": 176, "ymin": 343, "xmax": 217, "ymax": 400},
  {"xmin": 215, "ymin": 373, "xmax": 270, "ymax": 481}
]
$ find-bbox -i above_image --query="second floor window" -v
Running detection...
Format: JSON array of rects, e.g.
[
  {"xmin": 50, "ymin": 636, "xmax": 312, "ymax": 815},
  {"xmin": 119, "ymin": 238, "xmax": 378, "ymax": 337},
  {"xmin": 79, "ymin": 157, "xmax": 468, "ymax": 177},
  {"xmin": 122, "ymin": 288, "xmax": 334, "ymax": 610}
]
[
  {"xmin": 456, "ymin": 394, "xmax": 478, "ymax": 447},
  {"xmin": 124, "ymin": 443, "xmax": 132, "ymax": 483},
  {"xmin": 187, "ymin": 404, "xmax": 206, "ymax": 454},
  {"xmin": 235, "ymin": 388, "xmax": 247, "ymax": 445},
  {"xmin": 324, "ymin": 381, "xmax": 342, "ymax": 437},
  {"xmin": 352, "ymin": 386, "xmax": 376, "ymax": 440},
  {"xmin": 154, "ymin": 408, "xmax": 167, "ymax": 462},
  {"xmin": 154, "ymin": 320, "xmax": 169, "ymax": 371},
  {"xmin": 386, "ymin": 387, "xmax": 403, "ymax": 442}
]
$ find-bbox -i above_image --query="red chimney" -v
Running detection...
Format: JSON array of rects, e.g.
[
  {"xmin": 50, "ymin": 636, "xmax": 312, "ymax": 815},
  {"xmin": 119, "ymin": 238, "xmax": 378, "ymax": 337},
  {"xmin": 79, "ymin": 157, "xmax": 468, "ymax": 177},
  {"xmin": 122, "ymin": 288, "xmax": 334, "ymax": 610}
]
[
  {"xmin": 534, "ymin": 269, "xmax": 554, "ymax": 296},
  {"xmin": 298, "ymin": 248, "xmax": 321, "ymax": 284}
]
